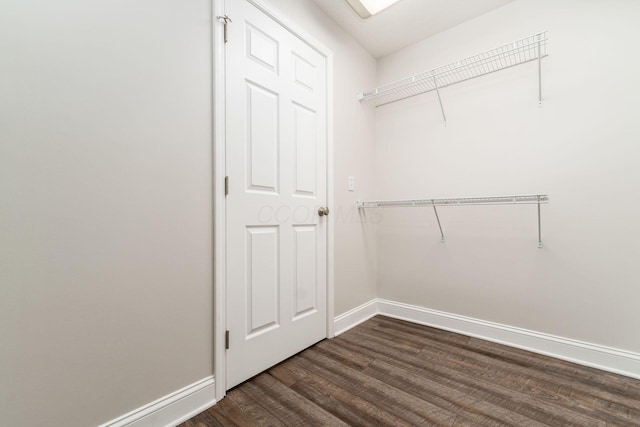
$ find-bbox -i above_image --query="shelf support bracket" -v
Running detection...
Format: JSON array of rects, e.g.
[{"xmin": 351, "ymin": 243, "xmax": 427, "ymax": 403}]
[
  {"xmin": 432, "ymin": 202, "xmax": 445, "ymax": 242},
  {"xmin": 537, "ymin": 33, "xmax": 543, "ymax": 107},
  {"xmin": 433, "ymin": 75, "xmax": 447, "ymax": 125},
  {"xmin": 537, "ymin": 195, "xmax": 543, "ymax": 248}
]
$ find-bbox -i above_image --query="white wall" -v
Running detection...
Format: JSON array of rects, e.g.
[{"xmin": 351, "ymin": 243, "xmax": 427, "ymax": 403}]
[
  {"xmin": 0, "ymin": 0, "xmax": 377, "ymax": 425},
  {"xmin": 261, "ymin": 0, "xmax": 379, "ymax": 316},
  {"xmin": 375, "ymin": 0, "xmax": 640, "ymax": 353},
  {"xmin": 0, "ymin": 1, "xmax": 214, "ymax": 426}
]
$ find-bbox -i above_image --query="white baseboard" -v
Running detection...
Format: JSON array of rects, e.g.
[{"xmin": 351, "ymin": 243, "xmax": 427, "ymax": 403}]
[
  {"xmin": 100, "ymin": 298, "xmax": 640, "ymax": 427},
  {"xmin": 333, "ymin": 299, "xmax": 378, "ymax": 336},
  {"xmin": 98, "ymin": 376, "xmax": 216, "ymax": 427},
  {"xmin": 334, "ymin": 298, "xmax": 640, "ymax": 380}
]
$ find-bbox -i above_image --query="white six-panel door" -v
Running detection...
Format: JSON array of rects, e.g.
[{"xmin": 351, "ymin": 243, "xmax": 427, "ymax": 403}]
[{"xmin": 225, "ymin": 0, "xmax": 328, "ymax": 388}]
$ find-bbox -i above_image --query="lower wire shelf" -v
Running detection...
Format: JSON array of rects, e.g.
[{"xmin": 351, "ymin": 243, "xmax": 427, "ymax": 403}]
[{"xmin": 357, "ymin": 194, "xmax": 549, "ymax": 247}]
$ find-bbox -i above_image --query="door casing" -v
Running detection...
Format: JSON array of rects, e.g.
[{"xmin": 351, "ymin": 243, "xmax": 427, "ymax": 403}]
[{"xmin": 212, "ymin": 0, "xmax": 334, "ymax": 401}]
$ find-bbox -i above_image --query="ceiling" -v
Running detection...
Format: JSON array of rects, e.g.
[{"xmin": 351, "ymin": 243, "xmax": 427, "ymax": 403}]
[{"xmin": 310, "ymin": 0, "xmax": 515, "ymax": 58}]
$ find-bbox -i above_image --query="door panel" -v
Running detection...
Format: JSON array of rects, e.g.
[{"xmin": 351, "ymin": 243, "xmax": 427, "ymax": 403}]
[
  {"xmin": 246, "ymin": 81, "xmax": 279, "ymax": 193},
  {"xmin": 293, "ymin": 53, "xmax": 316, "ymax": 92},
  {"xmin": 293, "ymin": 224, "xmax": 318, "ymax": 318},
  {"xmin": 246, "ymin": 226, "xmax": 280, "ymax": 337},
  {"xmin": 246, "ymin": 23, "xmax": 279, "ymax": 73},
  {"xmin": 225, "ymin": 0, "xmax": 328, "ymax": 389},
  {"xmin": 293, "ymin": 103, "xmax": 317, "ymax": 196}
]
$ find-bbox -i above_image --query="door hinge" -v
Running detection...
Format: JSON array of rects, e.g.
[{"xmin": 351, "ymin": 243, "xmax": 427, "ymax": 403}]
[
  {"xmin": 216, "ymin": 15, "xmax": 232, "ymax": 43},
  {"xmin": 224, "ymin": 176, "xmax": 229, "ymax": 196},
  {"xmin": 225, "ymin": 330, "xmax": 230, "ymax": 350}
]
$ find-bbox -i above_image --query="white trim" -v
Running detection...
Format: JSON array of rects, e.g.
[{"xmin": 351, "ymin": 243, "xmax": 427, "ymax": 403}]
[
  {"xmin": 212, "ymin": 0, "xmax": 227, "ymax": 402},
  {"xmin": 334, "ymin": 299, "xmax": 378, "ymax": 336},
  {"xmin": 325, "ymin": 53, "xmax": 335, "ymax": 339},
  {"xmin": 98, "ymin": 376, "xmax": 216, "ymax": 427},
  {"xmin": 333, "ymin": 298, "xmax": 640, "ymax": 380},
  {"xmin": 215, "ymin": 0, "xmax": 335, "ymax": 395}
]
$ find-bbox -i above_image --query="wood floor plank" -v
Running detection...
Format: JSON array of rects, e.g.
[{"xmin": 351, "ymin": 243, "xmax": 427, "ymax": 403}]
[
  {"xmin": 467, "ymin": 336, "xmax": 640, "ymax": 396},
  {"xmin": 353, "ymin": 324, "xmax": 623, "ymax": 426},
  {"xmin": 355, "ymin": 318, "xmax": 640, "ymax": 424},
  {"xmin": 298, "ymin": 348, "xmax": 460, "ymax": 426},
  {"xmin": 198, "ymin": 412, "xmax": 232, "ymax": 427},
  {"xmin": 209, "ymin": 387, "xmax": 284, "ymax": 427},
  {"xmin": 241, "ymin": 372, "xmax": 349, "ymax": 427},
  {"xmin": 361, "ymin": 357, "xmax": 544, "ymax": 427},
  {"xmin": 180, "ymin": 316, "xmax": 640, "ymax": 427},
  {"xmin": 271, "ymin": 357, "xmax": 413, "ymax": 427},
  {"xmin": 338, "ymin": 328, "xmax": 606, "ymax": 426},
  {"xmin": 332, "ymin": 341, "xmax": 548, "ymax": 426},
  {"xmin": 369, "ymin": 316, "xmax": 472, "ymax": 347},
  {"xmin": 411, "ymin": 334, "xmax": 640, "ymax": 424},
  {"xmin": 314, "ymin": 337, "xmax": 374, "ymax": 370},
  {"xmin": 375, "ymin": 316, "xmax": 640, "ymax": 402}
]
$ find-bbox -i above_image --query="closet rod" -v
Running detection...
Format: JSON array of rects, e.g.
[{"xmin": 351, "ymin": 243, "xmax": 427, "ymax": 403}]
[{"xmin": 357, "ymin": 194, "xmax": 549, "ymax": 247}]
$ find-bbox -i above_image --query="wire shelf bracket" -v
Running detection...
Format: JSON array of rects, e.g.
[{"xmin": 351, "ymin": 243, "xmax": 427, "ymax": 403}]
[
  {"xmin": 357, "ymin": 194, "xmax": 549, "ymax": 248},
  {"xmin": 358, "ymin": 32, "xmax": 548, "ymax": 122}
]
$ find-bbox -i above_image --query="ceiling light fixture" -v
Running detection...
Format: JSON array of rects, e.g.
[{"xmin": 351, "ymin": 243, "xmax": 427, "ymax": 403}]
[{"xmin": 345, "ymin": 0, "xmax": 403, "ymax": 19}]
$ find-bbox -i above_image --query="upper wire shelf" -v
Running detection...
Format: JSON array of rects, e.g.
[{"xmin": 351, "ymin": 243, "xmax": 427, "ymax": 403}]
[{"xmin": 358, "ymin": 32, "xmax": 548, "ymax": 110}]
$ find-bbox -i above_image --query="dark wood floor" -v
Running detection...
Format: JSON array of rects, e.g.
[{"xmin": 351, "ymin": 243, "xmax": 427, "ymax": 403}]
[{"xmin": 181, "ymin": 316, "xmax": 640, "ymax": 426}]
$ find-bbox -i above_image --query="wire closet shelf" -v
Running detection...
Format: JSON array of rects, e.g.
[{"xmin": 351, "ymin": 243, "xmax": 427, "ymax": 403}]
[
  {"xmin": 358, "ymin": 32, "xmax": 548, "ymax": 108},
  {"xmin": 357, "ymin": 195, "xmax": 548, "ymax": 208},
  {"xmin": 357, "ymin": 195, "xmax": 549, "ymax": 248}
]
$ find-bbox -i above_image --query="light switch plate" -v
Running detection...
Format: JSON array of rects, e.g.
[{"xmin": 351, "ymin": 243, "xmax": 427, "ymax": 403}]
[{"xmin": 348, "ymin": 176, "xmax": 355, "ymax": 191}]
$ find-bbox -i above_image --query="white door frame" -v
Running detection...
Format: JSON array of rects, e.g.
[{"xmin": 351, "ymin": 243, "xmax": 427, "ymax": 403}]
[{"xmin": 212, "ymin": 0, "xmax": 334, "ymax": 401}]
